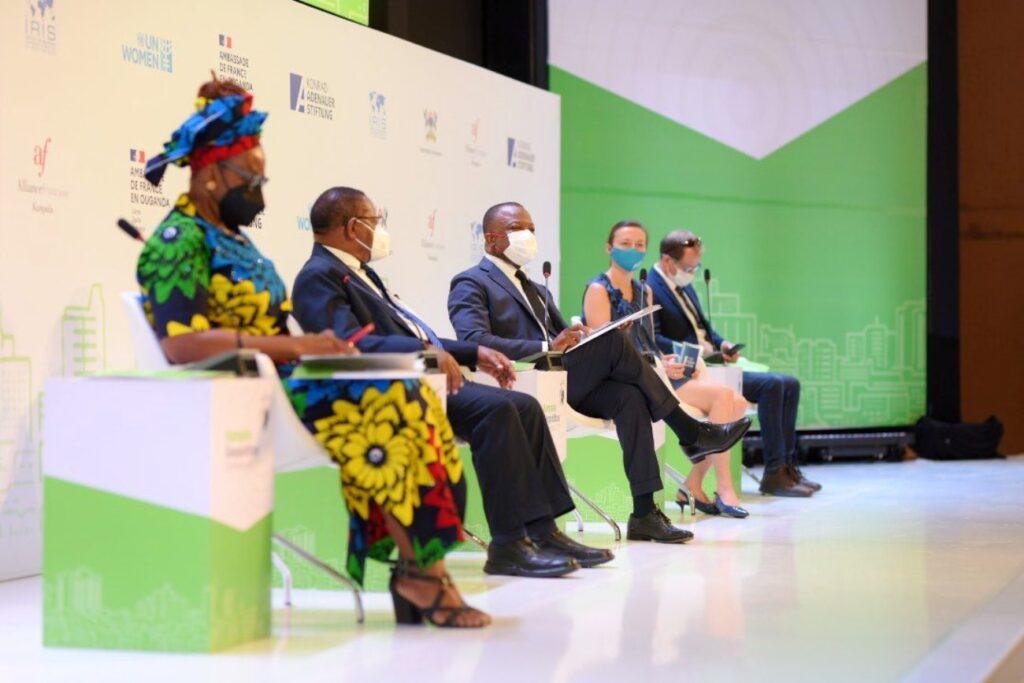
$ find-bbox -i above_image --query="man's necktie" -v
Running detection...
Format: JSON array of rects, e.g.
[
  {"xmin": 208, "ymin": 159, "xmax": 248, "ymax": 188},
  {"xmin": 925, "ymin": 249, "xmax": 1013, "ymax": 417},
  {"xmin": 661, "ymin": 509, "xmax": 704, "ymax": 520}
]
[
  {"xmin": 515, "ymin": 269, "xmax": 549, "ymax": 333},
  {"xmin": 361, "ymin": 263, "xmax": 443, "ymax": 347},
  {"xmin": 677, "ymin": 286, "xmax": 709, "ymax": 336}
]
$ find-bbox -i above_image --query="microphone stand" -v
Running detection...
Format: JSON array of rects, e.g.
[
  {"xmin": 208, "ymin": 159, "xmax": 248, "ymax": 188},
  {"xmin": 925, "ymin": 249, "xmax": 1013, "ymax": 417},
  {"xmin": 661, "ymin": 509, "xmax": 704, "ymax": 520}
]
[
  {"xmin": 704, "ymin": 268, "xmax": 717, "ymax": 350},
  {"xmin": 541, "ymin": 260, "xmax": 562, "ymax": 369}
]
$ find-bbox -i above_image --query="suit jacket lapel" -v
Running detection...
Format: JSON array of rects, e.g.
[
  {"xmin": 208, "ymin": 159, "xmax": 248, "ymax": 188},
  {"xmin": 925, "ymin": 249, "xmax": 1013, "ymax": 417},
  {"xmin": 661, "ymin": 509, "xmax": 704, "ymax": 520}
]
[
  {"xmin": 652, "ymin": 273, "xmax": 688, "ymax": 327},
  {"xmin": 315, "ymin": 245, "xmax": 419, "ymax": 336}
]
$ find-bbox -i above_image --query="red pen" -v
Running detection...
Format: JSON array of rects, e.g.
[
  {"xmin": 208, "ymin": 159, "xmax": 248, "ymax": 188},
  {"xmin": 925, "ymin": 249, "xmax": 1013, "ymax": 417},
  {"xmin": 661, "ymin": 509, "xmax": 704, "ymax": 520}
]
[{"xmin": 345, "ymin": 323, "xmax": 375, "ymax": 344}]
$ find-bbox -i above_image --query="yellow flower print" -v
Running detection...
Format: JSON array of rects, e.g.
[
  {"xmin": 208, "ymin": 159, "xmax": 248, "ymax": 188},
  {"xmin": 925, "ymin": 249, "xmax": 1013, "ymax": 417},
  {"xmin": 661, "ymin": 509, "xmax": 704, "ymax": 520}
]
[
  {"xmin": 166, "ymin": 314, "xmax": 211, "ymax": 337},
  {"xmin": 206, "ymin": 273, "xmax": 282, "ymax": 336},
  {"xmin": 314, "ymin": 383, "xmax": 435, "ymax": 525},
  {"xmin": 420, "ymin": 383, "xmax": 462, "ymax": 484}
]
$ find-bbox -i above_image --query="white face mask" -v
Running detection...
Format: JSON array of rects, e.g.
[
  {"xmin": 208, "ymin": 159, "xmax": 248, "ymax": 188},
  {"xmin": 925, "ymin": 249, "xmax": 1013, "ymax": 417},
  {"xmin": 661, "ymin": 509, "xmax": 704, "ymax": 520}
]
[
  {"xmin": 355, "ymin": 219, "xmax": 392, "ymax": 262},
  {"xmin": 503, "ymin": 229, "xmax": 538, "ymax": 267},
  {"xmin": 669, "ymin": 265, "xmax": 696, "ymax": 288}
]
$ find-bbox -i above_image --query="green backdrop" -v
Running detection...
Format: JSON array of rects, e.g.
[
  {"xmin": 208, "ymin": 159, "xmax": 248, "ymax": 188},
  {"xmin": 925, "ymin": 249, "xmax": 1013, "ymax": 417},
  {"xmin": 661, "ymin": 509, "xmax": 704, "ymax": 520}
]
[{"xmin": 552, "ymin": 65, "xmax": 927, "ymax": 429}]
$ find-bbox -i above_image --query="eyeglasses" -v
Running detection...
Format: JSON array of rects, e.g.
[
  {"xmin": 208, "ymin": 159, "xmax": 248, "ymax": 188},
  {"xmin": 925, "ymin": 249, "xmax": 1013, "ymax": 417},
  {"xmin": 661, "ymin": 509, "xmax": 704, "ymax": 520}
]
[
  {"xmin": 352, "ymin": 209, "xmax": 388, "ymax": 230},
  {"xmin": 679, "ymin": 237, "xmax": 702, "ymax": 248},
  {"xmin": 677, "ymin": 261, "xmax": 702, "ymax": 275},
  {"xmin": 218, "ymin": 160, "xmax": 269, "ymax": 191}
]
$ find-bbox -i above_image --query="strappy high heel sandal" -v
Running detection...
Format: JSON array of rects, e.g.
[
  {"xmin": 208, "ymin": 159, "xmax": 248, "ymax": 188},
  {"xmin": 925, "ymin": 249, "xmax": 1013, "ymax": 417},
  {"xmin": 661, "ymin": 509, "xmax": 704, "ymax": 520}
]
[
  {"xmin": 389, "ymin": 559, "xmax": 488, "ymax": 628},
  {"xmin": 675, "ymin": 486, "xmax": 696, "ymax": 518}
]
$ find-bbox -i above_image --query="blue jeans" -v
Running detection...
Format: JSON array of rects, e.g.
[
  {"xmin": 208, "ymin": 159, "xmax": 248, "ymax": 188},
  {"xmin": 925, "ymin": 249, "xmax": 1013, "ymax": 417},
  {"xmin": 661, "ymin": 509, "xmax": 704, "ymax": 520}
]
[{"xmin": 742, "ymin": 372, "xmax": 801, "ymax": 470}]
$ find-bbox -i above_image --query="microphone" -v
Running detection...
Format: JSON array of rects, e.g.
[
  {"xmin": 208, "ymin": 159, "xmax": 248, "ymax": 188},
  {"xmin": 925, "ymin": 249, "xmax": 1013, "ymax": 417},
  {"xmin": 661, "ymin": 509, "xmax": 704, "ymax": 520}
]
[
  {"xmin": 638, "ymin": 268, "xmax": 653, "ymax": 342},
  {"xmin": 117, "ymin": 218, "xmax": 144, "ymax": 241},
  {"xmin": 541, "ymin": 260, "xmax": 552, "ymax": 344},
  {"xmin": 704, "ymin": 268, "xmax": 716, "ymax": 349}
]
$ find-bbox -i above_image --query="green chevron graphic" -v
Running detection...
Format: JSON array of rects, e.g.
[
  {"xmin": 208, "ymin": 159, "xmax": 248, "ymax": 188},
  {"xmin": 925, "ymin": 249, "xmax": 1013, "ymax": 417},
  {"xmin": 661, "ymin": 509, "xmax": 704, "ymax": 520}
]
[
  {"xmin": 553, "ymin": 64, "xmax": 927, "ymax": 428},
  {"xmin": 44, "ymin": 477, "xmax": 271, "ymax": 652}
]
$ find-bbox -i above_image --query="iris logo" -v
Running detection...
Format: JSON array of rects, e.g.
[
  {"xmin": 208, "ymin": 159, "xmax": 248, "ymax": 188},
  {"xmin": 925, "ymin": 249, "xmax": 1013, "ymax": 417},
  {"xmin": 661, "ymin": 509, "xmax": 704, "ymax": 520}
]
[
  {"xmin": 369, "ymin": 91, "xmax": 387, "ymax": 139},
  {"xmin": 33, "ymin": 138, "xmax": 51, "ymax": 177},
  {"xmin": 129, "ymin": 148, "xmax": 146, "ymax": 164},
  {"xmin": 25, "ymin": 0, "xmax": 57, "ymax": 55}
]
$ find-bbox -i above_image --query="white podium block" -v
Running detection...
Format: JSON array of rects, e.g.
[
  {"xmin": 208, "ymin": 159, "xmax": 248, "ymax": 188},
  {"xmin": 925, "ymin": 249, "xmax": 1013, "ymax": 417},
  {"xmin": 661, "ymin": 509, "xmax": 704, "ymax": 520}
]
[{"xmin": 42, "ymin": 376, "xmax": 273, "ymax": 652}]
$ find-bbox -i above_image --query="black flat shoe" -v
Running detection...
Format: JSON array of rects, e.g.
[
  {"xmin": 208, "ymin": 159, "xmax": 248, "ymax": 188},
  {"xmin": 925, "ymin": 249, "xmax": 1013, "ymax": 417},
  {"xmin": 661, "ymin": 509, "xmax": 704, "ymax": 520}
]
[
  {"xmin": 627, "ymin": 508, "xmax": 694, "ymax": 544},
  {"xmin": 533, "ymin": 529, "xmax": 614, "ymax": 568},
  {"xmin": 787, "ymin": 465, "xmax": 822, "ymax": 491},
  {"xmin": 683, "ymin": 417, "xmax": 752, "ymax": 462},
  {"xmin": 484, "ymin": 537, "xmax": 579, "ymax": 578},
  {"xmin": 390, "ymin": 559, "xmax": 488, "ymax": 628}
]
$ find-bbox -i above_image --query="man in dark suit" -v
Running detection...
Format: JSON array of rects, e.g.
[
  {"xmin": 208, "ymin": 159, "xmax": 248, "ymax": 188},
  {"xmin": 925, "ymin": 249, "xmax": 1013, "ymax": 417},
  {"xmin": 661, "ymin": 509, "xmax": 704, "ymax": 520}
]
[
  {"xmin": 650, "ymin": 229, "xmax": 821, "ymax": 497},
  {"xmin": 448, "ymin": 202, "xmax": 751, "ymax": 544},
  {"xmin": 292, "ymin": 187, "xmax": 614, "ymax": 578}
]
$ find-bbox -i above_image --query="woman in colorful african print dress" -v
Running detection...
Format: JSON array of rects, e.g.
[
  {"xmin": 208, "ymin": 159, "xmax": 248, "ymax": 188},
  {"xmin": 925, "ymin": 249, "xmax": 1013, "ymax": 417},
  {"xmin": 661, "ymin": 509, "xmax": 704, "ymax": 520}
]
[{"xmin": 135, "ymin": 77, "xmax": 489, "ymax": 628}]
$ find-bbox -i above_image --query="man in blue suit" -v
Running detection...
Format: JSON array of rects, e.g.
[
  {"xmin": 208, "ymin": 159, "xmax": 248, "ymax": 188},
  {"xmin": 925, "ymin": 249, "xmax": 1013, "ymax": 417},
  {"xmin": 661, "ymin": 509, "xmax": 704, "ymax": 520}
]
[
  {"xmin": 448, "ymin": 202, "xmax": 751, "ymax": 543},
  {"xmin": 650, "ymin": 229, "xmax": 821, "ymax": 497},
  {"xmin": 292, "ymin": 187, "xmax": 614, "ymax": 578}
]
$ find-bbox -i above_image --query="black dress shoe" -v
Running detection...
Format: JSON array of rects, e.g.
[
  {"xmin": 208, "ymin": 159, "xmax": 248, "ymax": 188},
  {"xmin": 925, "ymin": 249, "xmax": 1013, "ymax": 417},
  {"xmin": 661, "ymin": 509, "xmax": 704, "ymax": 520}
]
[
  {"xmin": 533, "ymin": 529, "xmax": 614, "ymax": 568},
  {"xmin": 787, "ymin": 465, "xmax": 822, "ymax": 491},
  {"xmin": 759, "ymin": 467, "xmax": 813, "ymax": 497},
  {"xmin": 683, "ymin": 417, "xmax": 752, "ymax": 462},
  {"xmin": 626, "ymin": 508, "xmax": 694, "ymax": 543},
  {"xmin": 484, "ymin": 538, "xmax": 579, "ymax": 578}
]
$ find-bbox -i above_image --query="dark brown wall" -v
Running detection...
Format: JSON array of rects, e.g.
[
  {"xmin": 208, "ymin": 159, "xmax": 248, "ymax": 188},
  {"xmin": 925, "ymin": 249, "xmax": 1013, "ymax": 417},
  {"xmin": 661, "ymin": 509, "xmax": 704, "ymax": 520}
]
[{"xmin": 959, "ymin": 0, "xmax": 1024, "ymax": 453}]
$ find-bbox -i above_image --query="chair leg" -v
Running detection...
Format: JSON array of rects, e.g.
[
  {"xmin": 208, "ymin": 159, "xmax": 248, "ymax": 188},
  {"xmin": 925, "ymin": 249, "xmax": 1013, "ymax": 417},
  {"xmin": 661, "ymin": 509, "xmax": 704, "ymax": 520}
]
[
  {"xmin": 463, "ymin": 527, "xmax": 489, "ymax": 551},
  {"xmin": 271, "ymin": 533, "xmax": 365, "ymax": 624},
  {"xmin": 270, "ymin": 551, "xmax": 293, "ymax": 607},
  {"xmin": 742, "ymin": 466, "xmax": 762, "ymax": 485},
  {"xmin": 662, "ymin": 464, "xmax": 695, "ymax": 519},
  {"xmin": 568, "ymin": 482, "xmax": 621, "ymax": 541},
  {"xmin": 573, "ymin": 507, "xmax": 585, "ymax": 535}
]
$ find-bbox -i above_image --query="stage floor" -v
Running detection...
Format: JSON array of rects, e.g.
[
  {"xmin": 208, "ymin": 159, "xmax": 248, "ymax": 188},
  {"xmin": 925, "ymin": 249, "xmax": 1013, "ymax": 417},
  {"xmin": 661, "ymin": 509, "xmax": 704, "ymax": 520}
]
[{"xmin": 3, "ymin": 459, "xmax": 1024, "ymax": 683}]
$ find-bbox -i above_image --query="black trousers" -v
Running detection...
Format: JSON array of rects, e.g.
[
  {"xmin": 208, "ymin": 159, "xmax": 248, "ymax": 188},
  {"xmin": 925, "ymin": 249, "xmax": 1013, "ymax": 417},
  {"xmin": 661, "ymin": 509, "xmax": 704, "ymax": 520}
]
[
  {"xmin": 562, "ymin": 330, "xmax": 679, "ymax": 497},
  {"xmin": 446, "ymin": 381, "xmax": 574, "ymax": 539}
]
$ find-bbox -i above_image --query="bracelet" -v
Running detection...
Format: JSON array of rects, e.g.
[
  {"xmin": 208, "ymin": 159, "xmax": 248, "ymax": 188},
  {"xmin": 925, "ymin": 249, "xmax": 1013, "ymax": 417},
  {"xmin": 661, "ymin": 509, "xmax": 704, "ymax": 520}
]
[{"xmin": 236, "ymin": 330, "xmax": 244, "ymax": 349}]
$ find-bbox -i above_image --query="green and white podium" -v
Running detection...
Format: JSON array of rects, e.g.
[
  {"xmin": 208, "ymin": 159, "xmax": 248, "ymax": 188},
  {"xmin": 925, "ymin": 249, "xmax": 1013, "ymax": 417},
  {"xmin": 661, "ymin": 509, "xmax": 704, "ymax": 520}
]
[{"xmin": 42, "ymin": 374, "xmax": 273, "ymax": 652}]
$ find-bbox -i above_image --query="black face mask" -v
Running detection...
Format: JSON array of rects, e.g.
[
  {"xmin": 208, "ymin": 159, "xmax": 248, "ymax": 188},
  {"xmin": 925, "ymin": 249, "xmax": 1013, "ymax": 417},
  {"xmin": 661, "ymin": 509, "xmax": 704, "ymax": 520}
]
[{"xmin": 219, "ymin": 185, "xmax": 265, "ymax": 231}]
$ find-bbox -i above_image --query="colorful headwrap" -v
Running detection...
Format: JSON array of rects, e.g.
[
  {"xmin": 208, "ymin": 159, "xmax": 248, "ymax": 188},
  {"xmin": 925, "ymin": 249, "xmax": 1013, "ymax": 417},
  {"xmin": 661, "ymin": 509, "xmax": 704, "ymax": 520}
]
[{"xmin": 144, "ymin": 93, "xmax": 268, "ymax": 186}]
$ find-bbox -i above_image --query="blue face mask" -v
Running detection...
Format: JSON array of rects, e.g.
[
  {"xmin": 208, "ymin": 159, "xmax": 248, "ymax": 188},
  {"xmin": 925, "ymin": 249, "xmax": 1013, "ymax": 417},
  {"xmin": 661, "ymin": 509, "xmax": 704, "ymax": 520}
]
[{"xmin": 611, "ymin": 247, "xmax": 645, "ymax": 272}]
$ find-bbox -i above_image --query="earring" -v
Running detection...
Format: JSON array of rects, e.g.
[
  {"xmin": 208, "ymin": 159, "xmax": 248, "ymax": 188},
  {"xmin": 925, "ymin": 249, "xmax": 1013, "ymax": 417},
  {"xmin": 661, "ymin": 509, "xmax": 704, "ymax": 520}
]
[{"xmin": 205, "ymin": 180, "xmax": 217, "ymax": 192}]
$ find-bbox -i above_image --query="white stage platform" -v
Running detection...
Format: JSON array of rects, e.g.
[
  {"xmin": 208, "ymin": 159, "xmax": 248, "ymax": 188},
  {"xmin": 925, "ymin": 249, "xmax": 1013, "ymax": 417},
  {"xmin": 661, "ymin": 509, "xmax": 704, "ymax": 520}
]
[{"xmin": 3, "ymin": 459, "xmax": 1024, "ymax": 683}]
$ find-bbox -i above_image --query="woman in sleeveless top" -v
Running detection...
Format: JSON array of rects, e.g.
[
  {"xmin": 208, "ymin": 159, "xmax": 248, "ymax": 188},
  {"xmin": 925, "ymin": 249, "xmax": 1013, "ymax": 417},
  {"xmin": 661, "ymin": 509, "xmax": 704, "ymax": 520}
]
[{"xmin": 582, "ymin": 221, "xmax": 751, "ymax": 518}]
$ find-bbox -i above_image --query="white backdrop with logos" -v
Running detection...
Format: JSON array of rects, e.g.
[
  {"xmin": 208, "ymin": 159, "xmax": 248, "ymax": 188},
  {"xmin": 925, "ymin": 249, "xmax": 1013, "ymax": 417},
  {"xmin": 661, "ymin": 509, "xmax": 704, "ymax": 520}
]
[{"xmin": 0, "ymin": 0, "xmax": 560, "ymax": 580}]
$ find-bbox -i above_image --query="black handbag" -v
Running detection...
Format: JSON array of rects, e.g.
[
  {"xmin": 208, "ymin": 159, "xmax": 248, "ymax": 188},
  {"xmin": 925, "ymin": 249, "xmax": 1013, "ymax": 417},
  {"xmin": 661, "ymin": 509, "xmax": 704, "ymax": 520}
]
[{"xmin": 913, "ymin": 415, "xmax": 1004, "ymax": 460}]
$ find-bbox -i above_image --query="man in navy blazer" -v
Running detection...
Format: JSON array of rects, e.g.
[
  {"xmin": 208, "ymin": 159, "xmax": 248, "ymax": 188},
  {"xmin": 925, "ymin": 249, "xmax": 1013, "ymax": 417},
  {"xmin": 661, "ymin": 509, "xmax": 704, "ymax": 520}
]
[
  {"xmin": 448, "ymin": 202, "xmax": 751, "ymax": 544},
  {"xmin": 650, "ymin": 229, "xmax": 821, "ymax": 497},
  {"xmin": 292, "ymin": 187, "xmax": 616, "ymax": 577}
]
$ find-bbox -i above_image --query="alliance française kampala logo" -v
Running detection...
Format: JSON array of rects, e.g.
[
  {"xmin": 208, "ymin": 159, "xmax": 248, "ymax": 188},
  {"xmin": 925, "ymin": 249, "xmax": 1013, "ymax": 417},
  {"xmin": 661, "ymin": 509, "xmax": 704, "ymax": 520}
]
[
  {"xmin": 122, "ymin": 32, "xmax": 173, "ymax": 73},
  {"xmin": 290, "ymin": 73, "xmax": 335, "ymax": 120},
  {"xmin": 25, "ymin": 0, "xmax": 57, "ymax": 55}
]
